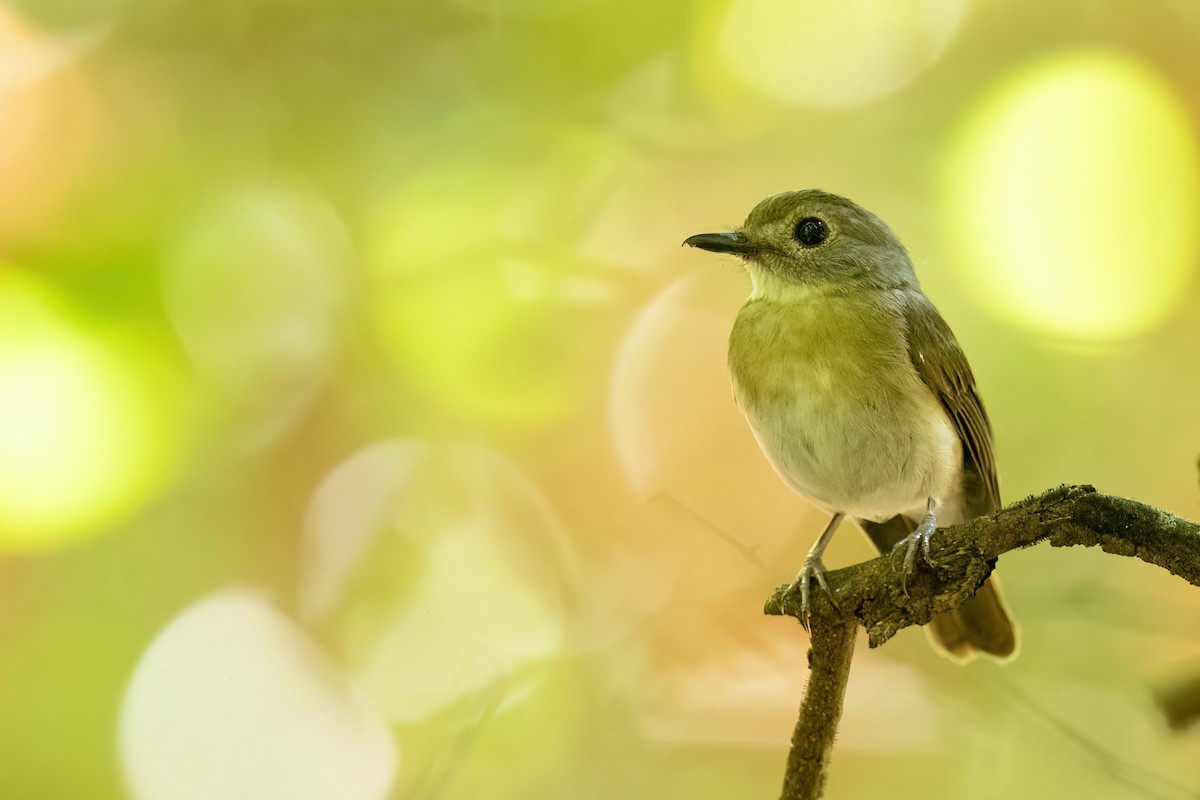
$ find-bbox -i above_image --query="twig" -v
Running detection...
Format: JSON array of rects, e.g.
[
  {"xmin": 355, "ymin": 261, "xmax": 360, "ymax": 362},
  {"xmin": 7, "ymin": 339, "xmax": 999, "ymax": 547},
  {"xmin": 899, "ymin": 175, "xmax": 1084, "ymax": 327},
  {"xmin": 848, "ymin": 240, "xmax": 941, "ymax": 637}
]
[
  {"xmin": 1154, "ymin": 665, "xmax": 1200, "ymax": 731},
  {"xmin": 764, "ymin": 485, "xmax": 1200, "ymax": 800},
  {"xmin": 779, "ymin": 609, "xmax": 857, "ymax": 800}
]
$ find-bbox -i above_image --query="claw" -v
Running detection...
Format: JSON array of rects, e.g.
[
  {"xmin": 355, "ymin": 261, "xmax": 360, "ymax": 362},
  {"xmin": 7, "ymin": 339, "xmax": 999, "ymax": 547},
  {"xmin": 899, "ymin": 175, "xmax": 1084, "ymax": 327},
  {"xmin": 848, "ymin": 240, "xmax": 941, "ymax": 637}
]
[
  {"xmin": 891, "ymin": 511, "xmax": 939, "ymax": 577},
  {"xmin": 813, "ymin": 565, "xmax": 832, "ymax": 597},
  {"xmin": 785, "ymin": 556, "xmax": 837, "ymax": 630},
  {"xmin": 800, "ymin": 573, "xmax": 810, "ymax": 631},
  {"xmin": 787, "ymin": 512, "xmax": 844, "ymax": 629}
]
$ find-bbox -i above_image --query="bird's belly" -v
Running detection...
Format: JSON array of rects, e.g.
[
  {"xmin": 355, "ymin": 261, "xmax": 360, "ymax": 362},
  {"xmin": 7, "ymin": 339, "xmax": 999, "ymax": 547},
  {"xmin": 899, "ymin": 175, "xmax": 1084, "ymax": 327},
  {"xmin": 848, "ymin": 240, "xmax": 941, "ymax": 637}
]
[{"xmin": 734, "ymin": 368, "xmax": 960, "ymax": 522}]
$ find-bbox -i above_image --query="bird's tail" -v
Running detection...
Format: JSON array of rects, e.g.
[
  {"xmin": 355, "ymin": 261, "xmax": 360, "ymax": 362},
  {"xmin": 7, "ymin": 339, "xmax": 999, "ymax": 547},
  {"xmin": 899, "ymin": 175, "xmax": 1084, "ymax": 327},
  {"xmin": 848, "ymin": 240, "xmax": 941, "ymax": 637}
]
[
  {"xmin": 858, "ymin": 515, "xmax": 1018, "ymax": 663},
  {"xmin": 925, "ymin": 577, "xmax": 1017, "ymax": 662}
]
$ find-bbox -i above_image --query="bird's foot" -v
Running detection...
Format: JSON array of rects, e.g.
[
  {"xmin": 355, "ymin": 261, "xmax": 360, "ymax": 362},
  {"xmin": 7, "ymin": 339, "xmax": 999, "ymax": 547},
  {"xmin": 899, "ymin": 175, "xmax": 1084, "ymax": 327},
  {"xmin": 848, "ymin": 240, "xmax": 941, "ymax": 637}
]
[
  {"xmin": 890, "ymin": 513, "xmax": 938, "ymax": 592},
  {"xmin": 784, "ymin": 556, "xmax": 836, "ymax": 631}
]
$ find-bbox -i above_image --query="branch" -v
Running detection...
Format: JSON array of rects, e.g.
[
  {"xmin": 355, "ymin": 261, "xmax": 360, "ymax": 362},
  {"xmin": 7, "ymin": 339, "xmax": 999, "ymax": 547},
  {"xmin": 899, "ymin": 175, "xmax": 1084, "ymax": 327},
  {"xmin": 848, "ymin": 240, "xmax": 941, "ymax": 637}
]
[
  {"xmin": 766, "ymin": 484, "xmax": 1200, "ymax": 646},
  {"xmin": 779, "ymin": 610, "xmax": 856, "ymax": 800},
  {"xmin": 764, "ymin": 485, "xmax": 1200, "ymax": 800}
]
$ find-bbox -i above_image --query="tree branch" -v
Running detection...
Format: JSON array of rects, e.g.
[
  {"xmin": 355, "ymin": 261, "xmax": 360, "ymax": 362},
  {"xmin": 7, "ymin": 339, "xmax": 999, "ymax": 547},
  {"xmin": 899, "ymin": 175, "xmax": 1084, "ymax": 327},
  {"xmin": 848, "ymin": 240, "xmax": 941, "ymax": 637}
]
[
  {"xmin": 764, "ymin": 485, "xmax": 1200, "ymax": 800},
  {"xmin": 767, "ymin": 484, "xmax": 1200, "ymax": 646},
  {"xmin": 779, "ymin": 610, "xmax": 856, "ymax": 800}
]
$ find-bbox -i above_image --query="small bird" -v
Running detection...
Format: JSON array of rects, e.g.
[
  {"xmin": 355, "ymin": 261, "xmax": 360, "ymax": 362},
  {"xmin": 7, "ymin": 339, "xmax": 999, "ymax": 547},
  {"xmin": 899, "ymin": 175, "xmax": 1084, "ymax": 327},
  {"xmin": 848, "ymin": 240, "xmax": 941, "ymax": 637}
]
[{"xmin": 685, "ymin": 189, "xmax": 1016, "ymax": 662}]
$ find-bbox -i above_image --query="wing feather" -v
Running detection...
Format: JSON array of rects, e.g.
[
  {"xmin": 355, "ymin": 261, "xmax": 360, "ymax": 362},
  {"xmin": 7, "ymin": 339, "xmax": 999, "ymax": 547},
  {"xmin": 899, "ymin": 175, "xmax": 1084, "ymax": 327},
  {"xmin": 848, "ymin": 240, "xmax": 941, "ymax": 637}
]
[{"xmin": 901, "ymin": 294, "xmax": 1000, "ymax": 518}]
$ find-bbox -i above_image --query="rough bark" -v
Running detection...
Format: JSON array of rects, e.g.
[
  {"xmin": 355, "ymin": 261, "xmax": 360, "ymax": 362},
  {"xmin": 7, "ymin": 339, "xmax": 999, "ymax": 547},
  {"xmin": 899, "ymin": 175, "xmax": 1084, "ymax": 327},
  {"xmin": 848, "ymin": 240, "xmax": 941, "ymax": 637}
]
[{"xmin": 764, "ymin": 485, "xmax": 1200, "ymax": 800}]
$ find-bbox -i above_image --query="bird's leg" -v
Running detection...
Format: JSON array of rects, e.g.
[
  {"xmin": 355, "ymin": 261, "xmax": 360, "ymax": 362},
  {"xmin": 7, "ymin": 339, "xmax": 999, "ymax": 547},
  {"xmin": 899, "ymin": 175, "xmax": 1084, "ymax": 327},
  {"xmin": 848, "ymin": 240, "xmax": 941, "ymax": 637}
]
[
  {"xmin": 892, "ymin": 498, "xmax": 938, "ymax": 576},
  {"xmin": 786, "ymin": 512, "xmax": 844, "ymax": 630}
]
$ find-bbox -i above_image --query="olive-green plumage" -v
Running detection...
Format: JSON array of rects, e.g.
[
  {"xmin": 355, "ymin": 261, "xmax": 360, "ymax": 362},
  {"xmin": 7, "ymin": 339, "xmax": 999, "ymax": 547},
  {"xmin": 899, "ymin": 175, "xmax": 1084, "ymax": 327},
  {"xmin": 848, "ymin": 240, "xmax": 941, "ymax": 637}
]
[{"xmin": 686, "ymin": 189, "xmax": 1016, "ymax": 662}]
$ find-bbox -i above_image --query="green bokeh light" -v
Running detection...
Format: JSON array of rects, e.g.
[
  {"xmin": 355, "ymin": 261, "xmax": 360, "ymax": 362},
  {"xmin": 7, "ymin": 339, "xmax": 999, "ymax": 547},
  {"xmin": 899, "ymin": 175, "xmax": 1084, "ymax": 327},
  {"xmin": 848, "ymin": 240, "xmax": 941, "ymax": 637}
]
[
  {"xmin": 368, "ymin": 139, "xmax": 622, "ymax": 425},
  {"xmin": 0, "ymin": 271, "xmax": 184, "ymax": 550}
]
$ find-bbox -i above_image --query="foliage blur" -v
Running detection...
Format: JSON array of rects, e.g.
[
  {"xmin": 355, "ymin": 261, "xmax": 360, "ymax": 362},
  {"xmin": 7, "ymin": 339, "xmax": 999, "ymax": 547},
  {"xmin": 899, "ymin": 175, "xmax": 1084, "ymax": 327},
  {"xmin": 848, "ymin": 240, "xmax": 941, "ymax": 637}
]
[{"xmin": 1, "ymin": 0, "xmax": 1199, "ymax": 798}]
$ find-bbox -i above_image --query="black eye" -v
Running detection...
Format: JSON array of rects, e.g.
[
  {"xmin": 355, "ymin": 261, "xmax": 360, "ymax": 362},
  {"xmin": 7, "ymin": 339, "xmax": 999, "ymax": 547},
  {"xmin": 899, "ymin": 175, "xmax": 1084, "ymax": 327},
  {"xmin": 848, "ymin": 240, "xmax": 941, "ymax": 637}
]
[{"xmin": 794, "ymin": 217, "xmax": 828, "ymax": 248}]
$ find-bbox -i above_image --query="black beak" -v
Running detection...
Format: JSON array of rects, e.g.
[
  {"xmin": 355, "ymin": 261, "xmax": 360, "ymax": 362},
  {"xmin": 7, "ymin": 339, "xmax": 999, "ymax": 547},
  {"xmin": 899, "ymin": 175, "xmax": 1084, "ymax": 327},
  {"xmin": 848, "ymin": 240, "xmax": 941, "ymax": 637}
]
[{"xmin": 682, "ymin": 231, "xmax": 754, "ymax": 255}]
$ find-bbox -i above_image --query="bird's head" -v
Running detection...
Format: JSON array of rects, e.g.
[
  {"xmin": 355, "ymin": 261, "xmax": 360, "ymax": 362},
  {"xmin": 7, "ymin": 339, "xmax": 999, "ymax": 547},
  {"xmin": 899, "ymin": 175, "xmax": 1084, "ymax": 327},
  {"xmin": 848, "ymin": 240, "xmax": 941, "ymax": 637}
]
[{"xmin": 684, "ymin": 189, "xmax": 919, "ymax": 296}]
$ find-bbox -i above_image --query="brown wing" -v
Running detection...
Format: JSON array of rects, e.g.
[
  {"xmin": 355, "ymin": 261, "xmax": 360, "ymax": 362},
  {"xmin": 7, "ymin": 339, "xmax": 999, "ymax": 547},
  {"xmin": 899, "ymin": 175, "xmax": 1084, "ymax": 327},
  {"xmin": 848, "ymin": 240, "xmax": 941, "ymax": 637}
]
[
  {"xmin": 901, "ymin": 293, "xmax": 1000, "ymax": 518},
  {"xmin": 858, "ymin": 294, "xmax": 1015, "ymax": 661}
]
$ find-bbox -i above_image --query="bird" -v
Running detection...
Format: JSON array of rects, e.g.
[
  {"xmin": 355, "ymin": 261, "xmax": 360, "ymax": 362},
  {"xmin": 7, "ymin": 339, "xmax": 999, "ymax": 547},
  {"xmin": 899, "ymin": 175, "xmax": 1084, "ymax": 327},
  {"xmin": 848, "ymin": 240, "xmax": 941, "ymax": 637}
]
[{"xmin": 684, "ymin": 189, "xmax": 1017, "ymax": 662}]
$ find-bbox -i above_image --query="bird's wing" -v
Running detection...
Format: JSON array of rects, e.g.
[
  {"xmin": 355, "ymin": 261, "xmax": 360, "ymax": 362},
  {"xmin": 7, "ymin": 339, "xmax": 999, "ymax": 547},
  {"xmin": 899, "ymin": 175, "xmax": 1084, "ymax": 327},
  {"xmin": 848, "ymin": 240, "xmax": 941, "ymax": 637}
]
[{"xmin": 901, "ymin": 292, "xmax": 1000, "ymax": 518}]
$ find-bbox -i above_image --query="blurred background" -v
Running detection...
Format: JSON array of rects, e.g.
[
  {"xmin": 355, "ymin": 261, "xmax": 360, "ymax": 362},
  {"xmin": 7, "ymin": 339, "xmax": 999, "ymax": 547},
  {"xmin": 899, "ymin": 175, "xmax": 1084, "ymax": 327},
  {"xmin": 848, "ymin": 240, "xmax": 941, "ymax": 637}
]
[{"xmin": 0, "ymin": 0, "xmax": 1199, "ymax": 797}]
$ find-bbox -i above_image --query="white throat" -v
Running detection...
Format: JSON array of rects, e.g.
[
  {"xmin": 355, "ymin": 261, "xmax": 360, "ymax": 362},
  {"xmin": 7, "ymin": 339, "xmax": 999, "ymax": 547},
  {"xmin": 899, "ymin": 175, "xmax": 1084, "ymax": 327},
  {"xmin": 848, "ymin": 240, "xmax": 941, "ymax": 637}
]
[{"xmin": 748, "ymin": 267, "xmax": 828, "ymax": 303}]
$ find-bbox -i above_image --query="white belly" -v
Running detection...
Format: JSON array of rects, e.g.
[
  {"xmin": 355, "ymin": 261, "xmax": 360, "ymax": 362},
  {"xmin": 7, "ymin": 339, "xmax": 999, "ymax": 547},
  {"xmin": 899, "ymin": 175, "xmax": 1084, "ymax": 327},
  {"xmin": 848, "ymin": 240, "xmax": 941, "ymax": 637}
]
[{"xmin": 736, "ymin": 370, "xmax": 961, "ymax": 521}]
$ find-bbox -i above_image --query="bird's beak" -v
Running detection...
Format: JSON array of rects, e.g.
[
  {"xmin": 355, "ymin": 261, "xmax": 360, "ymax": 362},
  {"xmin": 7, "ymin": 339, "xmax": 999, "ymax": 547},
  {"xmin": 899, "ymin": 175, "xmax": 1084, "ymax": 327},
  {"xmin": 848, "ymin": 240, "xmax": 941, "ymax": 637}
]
[{"xmin": 682, "ymin": 231, "xmax": 754, "ymax": 255}]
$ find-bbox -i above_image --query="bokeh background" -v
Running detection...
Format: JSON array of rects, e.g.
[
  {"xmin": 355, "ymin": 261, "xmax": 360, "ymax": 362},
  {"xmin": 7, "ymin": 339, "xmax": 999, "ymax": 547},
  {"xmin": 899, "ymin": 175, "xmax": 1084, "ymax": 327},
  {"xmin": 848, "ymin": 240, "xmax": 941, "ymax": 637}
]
[{"xmin": 1, "ymin": 0, "xmax": 1199, "ymax": 797}]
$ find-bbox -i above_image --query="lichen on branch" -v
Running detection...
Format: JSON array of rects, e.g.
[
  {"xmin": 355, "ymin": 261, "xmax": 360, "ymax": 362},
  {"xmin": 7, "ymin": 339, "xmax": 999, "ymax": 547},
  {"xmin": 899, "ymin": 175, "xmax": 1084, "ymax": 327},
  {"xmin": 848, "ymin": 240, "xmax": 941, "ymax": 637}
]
[{"xmin": 766, "ymin": 485, "xmax": 1200, "ymax": 646}]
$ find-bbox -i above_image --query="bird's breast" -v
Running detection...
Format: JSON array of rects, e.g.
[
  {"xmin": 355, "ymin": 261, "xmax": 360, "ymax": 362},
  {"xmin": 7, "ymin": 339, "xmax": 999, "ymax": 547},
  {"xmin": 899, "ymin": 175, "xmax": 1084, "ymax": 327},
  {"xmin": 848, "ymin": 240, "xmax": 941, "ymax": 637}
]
[{"xmin": 727, "ymin": 292, "xmax": 959, "ymax": 519}]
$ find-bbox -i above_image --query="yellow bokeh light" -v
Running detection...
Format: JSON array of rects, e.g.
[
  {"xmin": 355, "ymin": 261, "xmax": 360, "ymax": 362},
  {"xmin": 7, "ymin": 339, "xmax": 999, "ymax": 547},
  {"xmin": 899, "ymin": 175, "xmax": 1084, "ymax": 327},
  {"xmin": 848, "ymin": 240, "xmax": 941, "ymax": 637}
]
[
  {"xmin": 943, "ymin": 49, "xmax": 1200, "ymax": 341},
  {"xmin": 697, "ymin": 0, "xmax": 970, "ymax": 109},
  {"xmin": 0, "ymin": 272, "xmax": 183, "ymax": 550}
]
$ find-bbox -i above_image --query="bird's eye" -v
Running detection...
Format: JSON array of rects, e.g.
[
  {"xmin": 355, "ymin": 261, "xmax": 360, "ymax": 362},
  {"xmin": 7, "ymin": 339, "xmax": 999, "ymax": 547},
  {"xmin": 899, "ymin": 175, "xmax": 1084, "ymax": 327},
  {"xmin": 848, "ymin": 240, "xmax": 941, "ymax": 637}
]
[{"xmin": 794, "ymin": 217, "xmax": 829, "ymax": 248}]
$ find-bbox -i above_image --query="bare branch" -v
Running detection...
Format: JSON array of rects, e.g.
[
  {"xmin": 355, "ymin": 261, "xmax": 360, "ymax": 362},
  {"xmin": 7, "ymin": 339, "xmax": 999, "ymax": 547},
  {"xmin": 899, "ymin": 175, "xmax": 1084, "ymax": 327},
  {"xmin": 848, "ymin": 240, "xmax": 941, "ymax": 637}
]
[
  {"xmin": 765, "ymin": 485, "xmax": 1200, "ymax": 800},
  {"xmin": 778, "ymin": 610, "xmax": 856, "ymax": 800},
  {"xmin": 766, "ymin": 485, "xmax": 1200, "ymax": 647}
]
